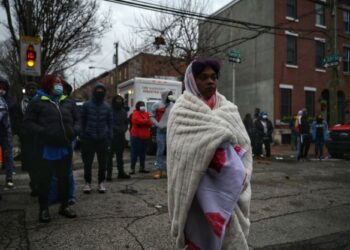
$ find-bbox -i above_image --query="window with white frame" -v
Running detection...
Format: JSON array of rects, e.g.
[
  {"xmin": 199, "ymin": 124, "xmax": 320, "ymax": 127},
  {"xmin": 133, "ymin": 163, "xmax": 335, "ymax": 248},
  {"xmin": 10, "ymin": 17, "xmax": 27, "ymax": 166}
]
[
  {"xmin": 315, "ymin": 3, "xmax": 325, "ymax": 26},
  {"xmin": 315, "ymin": 40, "xmax": 325, "ymax": 69},
  {"xmin": 305, "ymin": 90, "xmax": 315, "ymax": 117},
  {"xmin": 344, "ymin": 46, "xmax": 350, "ymax": 73},
  {"xmin": 281, "ymin": 88, "xmax": 292, "ymax": 118},
  {"xmin": 344, "ymin": 10, "xmax": 350, "ymax": 33},
  {"xmin": 287, "ymin": 0, "xmax": 297, "ymax": 19},
  {"xmin": 287, "ymin": 35, "xmax": 297, "ymax": 65}
]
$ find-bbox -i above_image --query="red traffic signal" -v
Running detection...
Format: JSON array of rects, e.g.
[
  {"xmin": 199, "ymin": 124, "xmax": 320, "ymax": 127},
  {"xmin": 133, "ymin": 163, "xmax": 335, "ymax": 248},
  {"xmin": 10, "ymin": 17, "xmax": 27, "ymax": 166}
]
[{"xmin": 26, "ymin": 44, "xmax": 36, "ymax": 68}]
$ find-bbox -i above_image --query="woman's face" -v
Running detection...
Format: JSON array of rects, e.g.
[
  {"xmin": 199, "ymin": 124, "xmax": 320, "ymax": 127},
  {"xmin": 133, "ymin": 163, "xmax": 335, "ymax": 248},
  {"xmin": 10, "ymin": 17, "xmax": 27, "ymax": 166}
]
[{"xmin": 194, "ymin": 66, "xmax": 217, "ymax": 99}]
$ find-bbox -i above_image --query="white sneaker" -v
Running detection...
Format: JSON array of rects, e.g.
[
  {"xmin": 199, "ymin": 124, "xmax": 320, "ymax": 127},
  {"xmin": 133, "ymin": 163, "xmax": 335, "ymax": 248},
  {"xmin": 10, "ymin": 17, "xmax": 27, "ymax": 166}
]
[
  {"xmin": 83, "ymin": 183, "xmax": 91, "ymax": 194},
  {"xmin": 6, "ymin": 180, "xmax": 14, "ymax": 189},
  {"xmin": 98, "ymin": 182, "xmax": 106, "ymax": 193}
]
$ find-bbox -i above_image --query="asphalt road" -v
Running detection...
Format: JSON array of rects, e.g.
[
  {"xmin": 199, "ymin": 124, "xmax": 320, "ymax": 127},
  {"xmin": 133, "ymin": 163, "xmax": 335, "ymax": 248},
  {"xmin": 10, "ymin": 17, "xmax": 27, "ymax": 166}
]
[{"xmin": 1, "ymin": 153, "xmax": 350, "ymax": 250}]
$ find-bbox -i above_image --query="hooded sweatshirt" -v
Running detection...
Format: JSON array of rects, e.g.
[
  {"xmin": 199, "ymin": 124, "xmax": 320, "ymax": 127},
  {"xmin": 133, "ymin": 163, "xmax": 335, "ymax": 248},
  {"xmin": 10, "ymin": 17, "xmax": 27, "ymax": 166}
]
[{"xmin": 150, "ymin": 90, "xmax": 174, "ymax": 133}]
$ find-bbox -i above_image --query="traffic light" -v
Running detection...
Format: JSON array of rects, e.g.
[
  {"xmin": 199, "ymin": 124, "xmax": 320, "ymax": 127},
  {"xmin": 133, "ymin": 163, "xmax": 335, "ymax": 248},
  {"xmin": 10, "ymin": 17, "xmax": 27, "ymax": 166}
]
[{"xmin": 26, "ymin": 44, "xmax": 36, "ymax": 68}]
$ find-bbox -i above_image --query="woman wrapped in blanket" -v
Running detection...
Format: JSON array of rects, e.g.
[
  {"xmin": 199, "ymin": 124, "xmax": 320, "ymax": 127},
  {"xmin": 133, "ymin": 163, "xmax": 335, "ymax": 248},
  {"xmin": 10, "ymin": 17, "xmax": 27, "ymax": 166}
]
[{"xmin": 167, "ymin": 59, "xmax": 253, "ymax": 250}]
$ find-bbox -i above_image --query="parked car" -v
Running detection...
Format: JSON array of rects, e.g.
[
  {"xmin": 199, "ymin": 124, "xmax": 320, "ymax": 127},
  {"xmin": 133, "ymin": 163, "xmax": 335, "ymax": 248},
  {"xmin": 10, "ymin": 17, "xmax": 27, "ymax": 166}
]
[{"xmin": 326, "ymin": 124, "xmax": 350, "ymax": 158}]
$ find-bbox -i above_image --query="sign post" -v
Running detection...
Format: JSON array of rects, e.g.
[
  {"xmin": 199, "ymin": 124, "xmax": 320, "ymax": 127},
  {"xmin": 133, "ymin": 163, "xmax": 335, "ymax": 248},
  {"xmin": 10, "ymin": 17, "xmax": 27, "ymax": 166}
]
[
  {"xmin": 228, "ymin": 49, "xmax": 241, "ymax": 102},
  {"xmin": 20, "ymin": 36, "xmax": 41, "ymax": 76}
]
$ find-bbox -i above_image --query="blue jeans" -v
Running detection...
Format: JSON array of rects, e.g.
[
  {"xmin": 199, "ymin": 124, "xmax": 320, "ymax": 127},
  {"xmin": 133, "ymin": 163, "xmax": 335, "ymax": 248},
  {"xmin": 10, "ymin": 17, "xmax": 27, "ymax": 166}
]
[
  {"xmin": 130, "ymin": 136, "xmax": 148, "ymax": 170},
  {"xmin": 315, "ymin": 137, "xmax": 324, "ymax": 158},
  {"xmin": 155, "ymin": 131, "xmax": 166, "ymax": 170}
]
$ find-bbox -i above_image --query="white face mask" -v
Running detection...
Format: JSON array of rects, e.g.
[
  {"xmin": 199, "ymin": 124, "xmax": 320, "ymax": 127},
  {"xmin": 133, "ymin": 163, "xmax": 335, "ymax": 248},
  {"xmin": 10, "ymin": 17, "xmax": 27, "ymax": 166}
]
[
  {"xmin": 139, "ymin": 106, "xmax": 146, "ymax": 112},
  {"xmin": 167, "ymin": 95, "xmax": 176, "ymax": 102}
]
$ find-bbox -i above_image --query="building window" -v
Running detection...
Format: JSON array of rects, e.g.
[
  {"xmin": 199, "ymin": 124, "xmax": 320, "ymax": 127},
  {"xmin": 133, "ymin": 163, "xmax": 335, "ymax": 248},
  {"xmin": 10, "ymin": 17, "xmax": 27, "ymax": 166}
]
[
  {"xmin": 287, "ymin": 0, "xmax": 297, "ymax": 19},
  {"xmin": 305, "ymin": 90, "xmax": 315, "ymax": 117},
  {"xmin": 281, "ymin": 88, "xmax": 292, "ymax": 119},
  {"xmin": 287, "ymin": 35, "xmax": 297, "ymax": 65},
  {"xmin": 344, "ymin": 47, "xmax": 350, "ymax": 73},
  {"xmin": 124, "ymin": 68, "xmax": 127, "ymax": 80},
  {"xmin": 344, "ymin": 10, "xmax": 350, "ymax": 33},
  {"xmin": 315, "ymin": 40, "xmax": 325, "ymax": 69},
  {"xmin": 315, "ymin": 3, "xmax": 325, "ymax": 26}
]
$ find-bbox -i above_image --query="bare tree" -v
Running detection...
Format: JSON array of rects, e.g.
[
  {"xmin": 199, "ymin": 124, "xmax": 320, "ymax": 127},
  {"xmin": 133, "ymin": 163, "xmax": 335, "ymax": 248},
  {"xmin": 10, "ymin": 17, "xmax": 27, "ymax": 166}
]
[
  {"xmin": 0, "ymin": 0, "xmax": 110, "ymax": 96},
  {"xmin": 122, "ymin": 0, "xmax": 221, "ymax": 75}
]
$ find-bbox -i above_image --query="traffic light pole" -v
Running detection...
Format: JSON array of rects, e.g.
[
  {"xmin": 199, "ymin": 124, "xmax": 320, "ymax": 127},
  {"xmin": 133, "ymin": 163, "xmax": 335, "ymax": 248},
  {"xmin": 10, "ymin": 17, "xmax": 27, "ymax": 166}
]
[{"xmin": 329, "ymin": 0, "xmax": 338, "ymax": 126}]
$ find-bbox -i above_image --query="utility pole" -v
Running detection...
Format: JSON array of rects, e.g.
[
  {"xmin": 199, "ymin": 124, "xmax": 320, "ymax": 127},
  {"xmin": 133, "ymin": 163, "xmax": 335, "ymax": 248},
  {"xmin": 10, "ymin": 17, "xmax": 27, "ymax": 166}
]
[
  {"xmin": 329, "ymin": 0, "xmax": 338, "ymax": 126},
  {"xmin": 114, "ymin": 42, "xmax": 119, "ymax": 94}
]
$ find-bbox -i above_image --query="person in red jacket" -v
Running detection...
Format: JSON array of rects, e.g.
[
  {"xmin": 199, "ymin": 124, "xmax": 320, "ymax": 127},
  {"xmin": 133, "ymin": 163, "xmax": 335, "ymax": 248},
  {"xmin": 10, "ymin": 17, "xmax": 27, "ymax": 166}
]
[{"xmin": 129, "ymin": 101, "xmax": 152, "ymax": 174}]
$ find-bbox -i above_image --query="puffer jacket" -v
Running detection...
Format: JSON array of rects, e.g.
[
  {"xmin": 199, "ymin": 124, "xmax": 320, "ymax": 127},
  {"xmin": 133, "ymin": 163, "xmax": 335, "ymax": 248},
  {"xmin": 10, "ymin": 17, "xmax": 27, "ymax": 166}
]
[
  {"xmin": 130, "ymin": 110, "xmax": 152, "ymax": 139},
  {"xmin": 23, "ymin": 92, "xmax": 80, "ymax": 148},
  {"xmin": 80, "ymin": 93, "xmax": 113, "ymax": 141}
]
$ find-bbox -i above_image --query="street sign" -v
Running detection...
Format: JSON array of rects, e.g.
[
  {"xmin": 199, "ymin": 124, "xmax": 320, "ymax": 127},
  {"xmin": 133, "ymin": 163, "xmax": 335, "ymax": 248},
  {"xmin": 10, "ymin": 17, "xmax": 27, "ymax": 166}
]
[
  {"xmin": 228, "ymin": 49, "xmax": 241, "ymax": 63},
  {"xmin": 323, "ymin": 54, "xmax": 340, "ymax": 68},
  {"xmin": 20, "ymin": 36, "xmax": 41, "ymax": 76}
]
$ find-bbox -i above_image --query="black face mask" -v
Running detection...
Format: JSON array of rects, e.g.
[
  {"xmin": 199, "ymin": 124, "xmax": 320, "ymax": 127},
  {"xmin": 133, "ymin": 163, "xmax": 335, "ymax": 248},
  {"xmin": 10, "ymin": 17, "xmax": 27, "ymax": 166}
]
[{"xmin": 94, "ymin": 91, "xmax": 105, "ymax": 102}]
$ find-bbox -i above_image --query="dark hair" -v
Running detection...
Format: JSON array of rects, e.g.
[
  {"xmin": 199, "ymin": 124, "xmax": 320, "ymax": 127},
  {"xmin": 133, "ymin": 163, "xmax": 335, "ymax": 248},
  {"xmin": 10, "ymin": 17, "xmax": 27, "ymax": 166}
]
[
  {"xmin": 192, "ymin": 59, "xmax": 221, "ymax": 79},
  {"xmin": 135, "ymin": 101, "xmax": 145, "ymax": 111},
  {"xmin": 40, "ymin": 74, "xmax": 60, "ymax": 94}
]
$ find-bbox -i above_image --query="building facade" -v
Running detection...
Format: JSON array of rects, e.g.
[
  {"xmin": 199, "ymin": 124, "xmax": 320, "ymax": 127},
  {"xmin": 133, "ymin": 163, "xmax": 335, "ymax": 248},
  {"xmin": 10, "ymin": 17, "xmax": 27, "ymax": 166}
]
[
  {"xmin": 72, "ymin": 53, "xmax": 185, "ymax": 102},
  {"xmin": 199, "ymin": 0, "xmax": 350, "ymax": 143}
]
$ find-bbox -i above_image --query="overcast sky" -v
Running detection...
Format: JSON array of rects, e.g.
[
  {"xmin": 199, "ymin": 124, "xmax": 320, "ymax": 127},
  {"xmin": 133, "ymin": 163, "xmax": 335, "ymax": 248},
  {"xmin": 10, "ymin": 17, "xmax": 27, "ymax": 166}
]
[{"xmin": 0, "ymin": 0, "xmax": 233, "ymax": 86}]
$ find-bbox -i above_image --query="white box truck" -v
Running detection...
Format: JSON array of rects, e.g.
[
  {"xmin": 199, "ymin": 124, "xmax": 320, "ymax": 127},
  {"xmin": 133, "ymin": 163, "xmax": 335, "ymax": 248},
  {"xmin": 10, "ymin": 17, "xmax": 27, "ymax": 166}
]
[
  {"xmin": 117, "ymin": 77, "xmax": 182, "ymax": 115},
  {"xmin": 117, "ymin": 77, "xmax": 183, "ymax": 152}
]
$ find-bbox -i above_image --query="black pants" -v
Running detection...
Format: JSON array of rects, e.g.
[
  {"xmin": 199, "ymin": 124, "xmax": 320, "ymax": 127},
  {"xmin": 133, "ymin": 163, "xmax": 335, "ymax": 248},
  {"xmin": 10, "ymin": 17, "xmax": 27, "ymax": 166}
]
[
  {"xmin": 300, "ymin": 134, "xmax": 311, "ymax": 158},
  {"xmin": 81, "ymin": 139, "xmax": 108, "ymax": 184},
  {"xmin": 256, "ymin": 139, "xmax": 271, "ymax": 157},
  {"xmin": 37, "ymin": 155, "xmax": 70, "ymax": 210},
  {"xmin": 107, "ymin": 133, "xmax": 125, "ymax": 177},
  {"xmin": 20, "ymin": 134, "xmax": 38, "ymax": 192}
]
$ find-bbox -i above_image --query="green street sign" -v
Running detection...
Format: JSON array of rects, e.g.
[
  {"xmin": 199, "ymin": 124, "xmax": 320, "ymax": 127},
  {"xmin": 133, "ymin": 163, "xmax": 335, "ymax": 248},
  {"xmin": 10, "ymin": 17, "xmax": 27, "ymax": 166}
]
[
  {"xmin": 323, "ymin": 54, "xmax": 340, "ymax": 68},
  {"xmin": 228, "ymin": 49, "xmax": 241, "ymax": 63}
]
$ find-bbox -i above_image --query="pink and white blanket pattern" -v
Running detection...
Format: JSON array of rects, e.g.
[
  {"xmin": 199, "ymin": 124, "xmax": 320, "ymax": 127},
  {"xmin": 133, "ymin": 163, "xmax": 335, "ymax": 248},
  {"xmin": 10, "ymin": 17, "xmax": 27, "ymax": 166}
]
[{"xmin": 185, "ymin": 143, "xmax": 247, "ymax": 250}]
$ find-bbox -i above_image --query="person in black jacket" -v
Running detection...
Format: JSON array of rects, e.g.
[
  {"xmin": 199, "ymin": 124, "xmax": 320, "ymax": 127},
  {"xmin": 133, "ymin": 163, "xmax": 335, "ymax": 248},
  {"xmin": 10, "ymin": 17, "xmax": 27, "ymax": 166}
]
[
  {"xmin": 23, "ymin": 74, "xmax": 79, "ymax": 223},
  {"xmin": 80, "ymin": 83, "xmax": 112, "ymax": 193},
  {"xmin": 254, "ymin": 111, "xmax": 274, "ymax": 159},
  {"xmin": 297, "ymin": 109, "xmax": 311, "ymax": 161},
  {"xmin": 107, "ymin": 95, "xmax": 130, "ymax": 180}
]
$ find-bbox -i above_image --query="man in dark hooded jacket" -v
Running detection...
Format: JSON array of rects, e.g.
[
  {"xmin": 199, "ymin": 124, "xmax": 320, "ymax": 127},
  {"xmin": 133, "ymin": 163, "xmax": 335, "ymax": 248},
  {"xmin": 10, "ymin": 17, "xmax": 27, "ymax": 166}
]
[
  {"xmin": 0, "ymin": 76, "xmax": 20, "ymax": 136},
  {"xmin": 80, "ymin": 83, "xmax": 112, "ymax": 193},
  {"xmin": 106, "ymin": 95, "xmax": 130, "ymax": 180}
]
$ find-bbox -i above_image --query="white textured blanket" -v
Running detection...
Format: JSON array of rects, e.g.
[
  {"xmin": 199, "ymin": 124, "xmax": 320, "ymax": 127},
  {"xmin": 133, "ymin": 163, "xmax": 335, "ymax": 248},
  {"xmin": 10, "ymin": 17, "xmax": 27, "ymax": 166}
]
[{"xmin": 167, "ymin": 91, "xmax": 253, "ymax": 249}]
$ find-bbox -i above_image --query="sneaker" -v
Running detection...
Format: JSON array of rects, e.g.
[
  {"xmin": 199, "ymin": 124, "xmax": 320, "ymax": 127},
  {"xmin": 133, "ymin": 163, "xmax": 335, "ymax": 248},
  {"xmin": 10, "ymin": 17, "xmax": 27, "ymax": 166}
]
[
  {"xmin": 153, "ymin": 171, "xmax": 161, "ymax": 179},
  {"xmin": 39, "ymin": 209, "xmax": 51, "ymax": 223},
  {"xmin": 6, "ymin": 180, "xmax": 14, "ymax": 189},
  {"xmin": 98, "ymin": 182, "xmax": 106, "ymax": 193},
  {"xmin": 83, "ymin": 183, "xmax": 91, "ymax": 194},
  {"xmin": 59, "ymin": 206, "xmax": 77, "ymax": 218}
]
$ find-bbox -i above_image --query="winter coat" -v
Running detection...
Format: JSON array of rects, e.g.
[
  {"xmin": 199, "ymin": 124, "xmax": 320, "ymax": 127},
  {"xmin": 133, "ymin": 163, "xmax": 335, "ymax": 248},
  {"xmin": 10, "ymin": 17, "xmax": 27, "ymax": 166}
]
[
  {"xmin": 299, "ymin": 117, "xmax": 311, "ymax": 135},
  {"xmin": 150, "ymin": 90, "xmax": 174, "ymax": 133},
  {"xmin": 0, "ymin": 96, "xmax": 12, "ymax": 143},
  {"xmin": 311, "ymin": 120, "xmax": 329, "ymax": 141},
  {"xmin": 80, "ymin": 95, "xmax": 113, "ymax": 141},
  {"xmin": 254, "ymin": 118, "xmax": 274, "ymax": 143},
  {"xmin": 130, "ymin": 110, "xmax": 152, "ymax": 139},
  {"xmin": 23, "ymin": 93, "xmax": 80, "ymax": 151},
  {"xmin": 112, "ymin": 107, "xmax": 128, "ymax": 135}
]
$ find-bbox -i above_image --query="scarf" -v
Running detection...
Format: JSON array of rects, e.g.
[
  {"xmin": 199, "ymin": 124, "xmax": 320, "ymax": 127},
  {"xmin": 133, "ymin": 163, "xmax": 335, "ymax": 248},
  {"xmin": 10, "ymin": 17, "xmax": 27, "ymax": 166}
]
[{"xmin": 167, "ymin": 91, "xmax": 253, "ymax": 249}]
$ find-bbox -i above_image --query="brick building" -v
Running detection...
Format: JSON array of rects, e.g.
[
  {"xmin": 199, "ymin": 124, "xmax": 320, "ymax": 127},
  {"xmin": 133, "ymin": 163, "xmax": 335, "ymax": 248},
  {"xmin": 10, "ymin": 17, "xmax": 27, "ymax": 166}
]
[
  {"xmin": 199, "ymin": 0, "xmax": 350, "ymax": 143},
  {"xmin": 72, "ymin": 53, "xmax": 185, "ymax": 102}
]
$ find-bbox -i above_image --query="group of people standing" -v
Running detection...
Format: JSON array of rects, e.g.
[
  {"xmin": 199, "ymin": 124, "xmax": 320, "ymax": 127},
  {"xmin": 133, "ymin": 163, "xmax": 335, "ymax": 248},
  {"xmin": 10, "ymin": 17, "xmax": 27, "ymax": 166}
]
[
  {"xmin": 291, "ymin": 109, "xmax": 329, "ymax": 161},
  {"xmin": 243, "ymin": 108, "xmax": 274, "ymax": 159}
]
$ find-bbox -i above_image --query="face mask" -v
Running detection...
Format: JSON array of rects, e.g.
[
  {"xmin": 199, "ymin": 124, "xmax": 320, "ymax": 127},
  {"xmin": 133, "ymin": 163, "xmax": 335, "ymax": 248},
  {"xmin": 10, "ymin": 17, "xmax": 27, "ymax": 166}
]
[
  {"xmin": 0, "ymin": 89, "xmax": 6, "ymax": 96},
  {"xmin": 94, "ymin": 91, "xmax": 105, "ymax": 101},
  {"xmin": 167, "ymin": 95, "xmax": 175, "ymax": 102},
  {"xmin": 139, "ymin": 106, "xmax": 146, "ymax": 112},
  {"xmin": 52, "ymin": 84, "xmax": 63, "ymax": 96}
]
